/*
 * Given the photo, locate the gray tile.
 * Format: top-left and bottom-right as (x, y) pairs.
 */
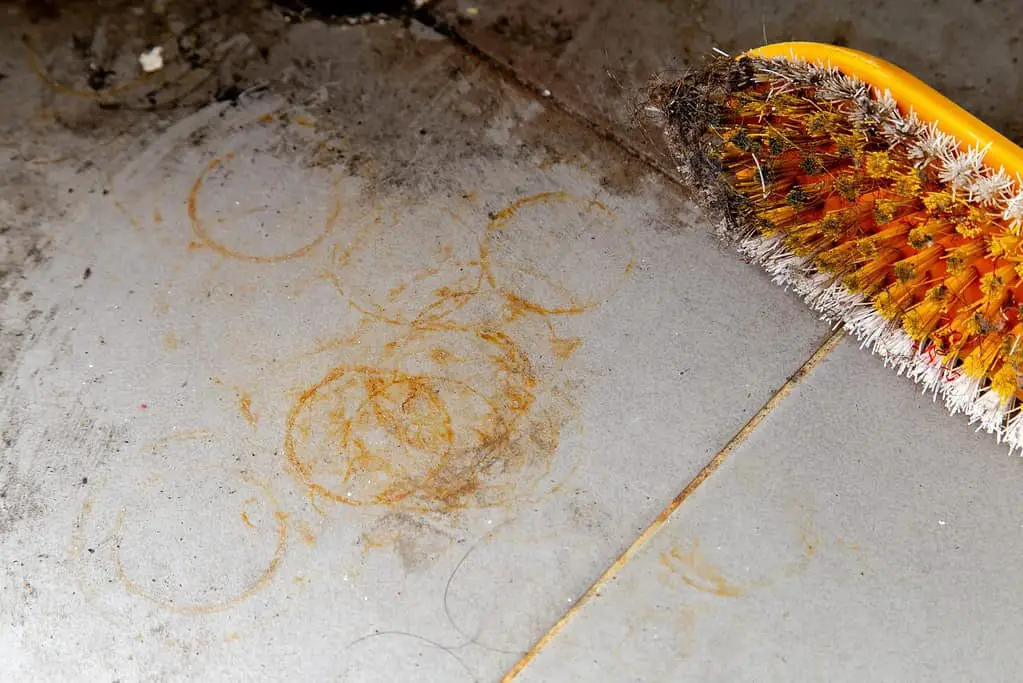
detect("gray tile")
(428, 0), (1023, 161)
(519, 339), (1023, 683)
(0, 5), (829, 682)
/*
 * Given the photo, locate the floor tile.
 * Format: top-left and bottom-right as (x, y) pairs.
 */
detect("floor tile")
(0, 5), (828, 681)
(428, 0), (1023, 160)
(519, 340), (1023, 682)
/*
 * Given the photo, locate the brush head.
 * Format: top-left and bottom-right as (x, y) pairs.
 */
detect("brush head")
(646, 45), (1023, 451)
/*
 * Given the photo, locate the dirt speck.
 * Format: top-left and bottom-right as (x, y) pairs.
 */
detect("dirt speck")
(360, 512), (456, 573)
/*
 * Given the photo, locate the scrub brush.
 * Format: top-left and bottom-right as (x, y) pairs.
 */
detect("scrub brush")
(645, 42), (1023, 452)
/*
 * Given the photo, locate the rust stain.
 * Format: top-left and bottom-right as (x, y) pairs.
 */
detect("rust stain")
(239, 392), (259, 426)
(114, 482), (288, 615)
(480, 191), (630, 317)
(359, 530), (390, 553)
(186, 155), (340, 263)
(549, 335), (582, 360)
(430, 348), (458, 364)
(295, 520), (316, 546)
(113, 200), (142, 233)
(145, 428), (213, 452)
(284, 325), (566, 513)
(240, 511), (255, 529)
(162, 332), (179, 351)
(153, 208), (163, 224)
(502, 291), (587, 318)
(292, 115), (317, 128)
(660, 541), (745, 598)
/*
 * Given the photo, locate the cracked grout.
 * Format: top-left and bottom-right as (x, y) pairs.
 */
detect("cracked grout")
(500, 329), (845, 681)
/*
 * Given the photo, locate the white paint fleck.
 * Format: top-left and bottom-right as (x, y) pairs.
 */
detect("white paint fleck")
(138, 46), (164, 73)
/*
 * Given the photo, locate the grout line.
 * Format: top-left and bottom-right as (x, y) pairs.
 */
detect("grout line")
(410, 8), (684, 190)
(406, 10), (848, 678)
(500, 329), (845, 681)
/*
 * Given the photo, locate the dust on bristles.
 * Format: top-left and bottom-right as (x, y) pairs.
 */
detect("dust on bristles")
(643, 51), (1023, 451)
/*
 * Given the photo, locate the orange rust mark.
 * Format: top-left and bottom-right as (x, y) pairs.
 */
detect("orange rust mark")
(113, 200), (142, 233)
(240, 511), (255, 529)
(283, 325), (563, 513)
(296, 520), (316, 546)
(359, 531), (390, 554)
(430, 348), (459, 364)
(660, 541), (745, 598)
(480, 191), (630, 318)
(239, 393), (259, 426)
(162, 332), (179, 351)
(144, 428), (213, 452)
(258, 113), (275, 123)
(114, 507), (287, 615)
(153, 208), (163, 224)
(186, 154), (340, 263)
(292, 115), (317, 128)
(486, 191), (613, 229)
(550, 336), (582, 360)
(501, 291), (586, 318)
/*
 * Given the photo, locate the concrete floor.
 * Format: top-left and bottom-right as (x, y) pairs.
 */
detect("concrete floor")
(1, 1), (1021, 681)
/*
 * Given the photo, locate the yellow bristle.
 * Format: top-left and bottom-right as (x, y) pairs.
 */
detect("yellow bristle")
(945, 242), (988, 273)
(893, 245), (944, 283)
(990, 363), (1019, 401)
(954, 206), (992, 238)
(903, 299), (945, 341)
(990, 234), (1022, 258)
(891, 172), (923, 198)
(843, 248), (901, 292)
(908, 220), (953, 249)
(944, 267), (980, 298)
(979, 264), (1017, 298)
(923, 191), (955, 218)
(875, 282), (915, 319)
(962, 336), (1004, 379)
(653, 43), (1023, 449)
(864, 152), (896, 179)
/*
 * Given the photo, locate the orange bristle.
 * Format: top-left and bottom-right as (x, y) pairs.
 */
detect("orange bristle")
(646, 42), (1023, 450)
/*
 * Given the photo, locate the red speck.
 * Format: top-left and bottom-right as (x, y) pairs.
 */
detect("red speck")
(140, 403), (148, 409)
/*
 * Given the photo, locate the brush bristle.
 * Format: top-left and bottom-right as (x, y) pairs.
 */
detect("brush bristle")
(648, 53), (1023, 452)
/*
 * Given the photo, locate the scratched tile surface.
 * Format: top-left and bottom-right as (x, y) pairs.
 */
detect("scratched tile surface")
(428, 0), (1023, 158)
(0, 3), (831, 681)
(517, 340), (1023, 682)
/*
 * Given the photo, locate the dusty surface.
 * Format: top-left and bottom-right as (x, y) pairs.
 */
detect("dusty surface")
(1, 0), (1021, 681)
(428, 0), (1023, 159)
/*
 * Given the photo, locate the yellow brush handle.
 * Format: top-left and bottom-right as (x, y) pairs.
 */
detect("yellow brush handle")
(746, 42), (1023, 182)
